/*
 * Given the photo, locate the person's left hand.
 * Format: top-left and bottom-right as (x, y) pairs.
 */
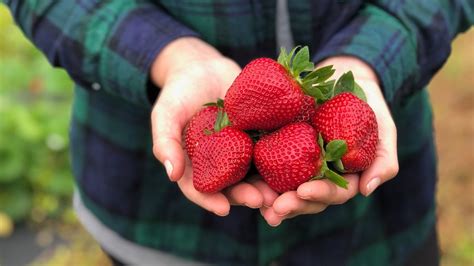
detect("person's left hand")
(256, 56), (399, 226)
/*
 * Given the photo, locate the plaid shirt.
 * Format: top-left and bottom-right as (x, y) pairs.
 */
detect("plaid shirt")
(5, 0), (473, 265)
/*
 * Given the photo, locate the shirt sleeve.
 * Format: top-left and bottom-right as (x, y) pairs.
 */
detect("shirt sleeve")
(313, 0), (473, 106)
(3, 0), (200, 106)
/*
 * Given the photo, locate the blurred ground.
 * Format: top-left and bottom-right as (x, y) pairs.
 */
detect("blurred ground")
(430, 30), (474, 265)
(0, 3), (472, 265)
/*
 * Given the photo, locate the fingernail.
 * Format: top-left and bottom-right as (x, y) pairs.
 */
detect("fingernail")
(164, 160), (173, 179)
(366, 177), (381, 196)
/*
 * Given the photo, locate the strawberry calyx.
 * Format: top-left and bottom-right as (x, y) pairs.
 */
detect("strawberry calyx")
(309, 71), (368, 104)
(203, 98), (231, 133)
(312, 133), (349, 189)
(277, 46), (336, 94)
(277, 45), (368, 105)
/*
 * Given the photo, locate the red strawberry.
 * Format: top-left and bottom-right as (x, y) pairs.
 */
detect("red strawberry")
(224, 57), (304, 130)
(184, 106), (218, 159)
(192, 127), (253, 193)
(313, 92), (378, 173)
(254, 123), (321, 193)
(224, 47), (335, 131)
(254, 121), (351, 192)
(292, 95), (317, 123)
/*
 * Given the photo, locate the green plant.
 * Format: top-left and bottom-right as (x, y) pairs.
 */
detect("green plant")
(0, 4), (75, 226)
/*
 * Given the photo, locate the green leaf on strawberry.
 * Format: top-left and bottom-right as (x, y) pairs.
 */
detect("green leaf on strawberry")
(323, 167), (349, 189)
(203, 98), (232, 133)
(325, 140), (347, 162)
(310, 80), (335, 104)
(291, 46), (314, 77)
(353, 82), (367, 102)
(204, 98), (225, 107)
(303, 65), (336, 84)
(333, 159), (345, 172)
(278, 46), (337, 91)
(333, 71), (368, 102)
(318, 133), (325, 157)
(314, 133), (349, 189)
(277, 46), (300, 70)
(334, 71), (355, 95)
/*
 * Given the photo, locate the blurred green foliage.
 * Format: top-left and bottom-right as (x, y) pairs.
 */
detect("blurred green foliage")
(0, 5), (75, 224)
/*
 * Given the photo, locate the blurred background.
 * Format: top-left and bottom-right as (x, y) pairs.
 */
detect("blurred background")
(0, 4), (472, 266)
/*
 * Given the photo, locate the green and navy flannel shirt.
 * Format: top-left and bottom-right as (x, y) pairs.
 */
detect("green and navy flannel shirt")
(4, 0), (473, 265)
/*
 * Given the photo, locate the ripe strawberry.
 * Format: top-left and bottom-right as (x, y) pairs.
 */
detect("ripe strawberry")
(224, 58), (304, 130)
(254, 122), (348, 193)
(224, 47), (335, 131)
(292, 95), (317, 124)
(192, 127), (253, 193)
(184, 106), (218, 159)
(313, 92), (378, 173)
(254, 123), (321, 193)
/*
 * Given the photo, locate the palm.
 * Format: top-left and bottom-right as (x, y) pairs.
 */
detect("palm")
(151, 57), (264, 216)
(257, 57), (399, 226)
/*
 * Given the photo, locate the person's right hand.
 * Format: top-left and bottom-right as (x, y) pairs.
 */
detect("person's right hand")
(150, 37), (264, 216)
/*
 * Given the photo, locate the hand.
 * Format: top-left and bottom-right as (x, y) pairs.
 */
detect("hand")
(150, 37), (263, 216)
(258, 56), (399, 226)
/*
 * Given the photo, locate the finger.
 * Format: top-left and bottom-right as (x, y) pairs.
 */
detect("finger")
(247, 177), (279, 207)
(260, 198), (328, 227)
(151, 96), (187, 181)
(272, 191), (327, 217)
(224, 182), (263, 209)
(259, 207), (284, 227)
(177, 164), (230, 216)
(359, 145), (399, 196)
(359, 119), (399, 196)
(296, 174), (359, 204)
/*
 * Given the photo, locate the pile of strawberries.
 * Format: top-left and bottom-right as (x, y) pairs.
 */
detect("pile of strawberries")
(184, 46), (378, 194)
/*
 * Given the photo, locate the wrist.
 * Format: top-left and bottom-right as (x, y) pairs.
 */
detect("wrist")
(151, 37), (223, 87)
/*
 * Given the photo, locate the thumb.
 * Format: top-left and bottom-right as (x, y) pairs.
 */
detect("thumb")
(151, 97), (187, 182)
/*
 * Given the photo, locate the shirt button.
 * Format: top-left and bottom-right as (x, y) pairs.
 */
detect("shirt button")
(91, 82), (101, 91)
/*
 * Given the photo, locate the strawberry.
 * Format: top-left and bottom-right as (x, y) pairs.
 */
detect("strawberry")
(313, 92), (378, 173)
(292, 95), (317, 124)
(184, 106), (218, 159)
(192, 127), (253, 193)
(254, 122), (348, 193)
(224, 47), (335, 131)
(189, 101), (254, 193)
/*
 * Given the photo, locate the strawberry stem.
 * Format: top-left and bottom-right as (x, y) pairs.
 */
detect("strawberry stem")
(314, 133), (349, 189)
(324, 168), (349, 189)
(205, 98), (232, 133)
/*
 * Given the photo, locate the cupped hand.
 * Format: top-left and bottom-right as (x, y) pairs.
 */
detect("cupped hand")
(258, 56), (399, 226)
(150, 37), (263, 216)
